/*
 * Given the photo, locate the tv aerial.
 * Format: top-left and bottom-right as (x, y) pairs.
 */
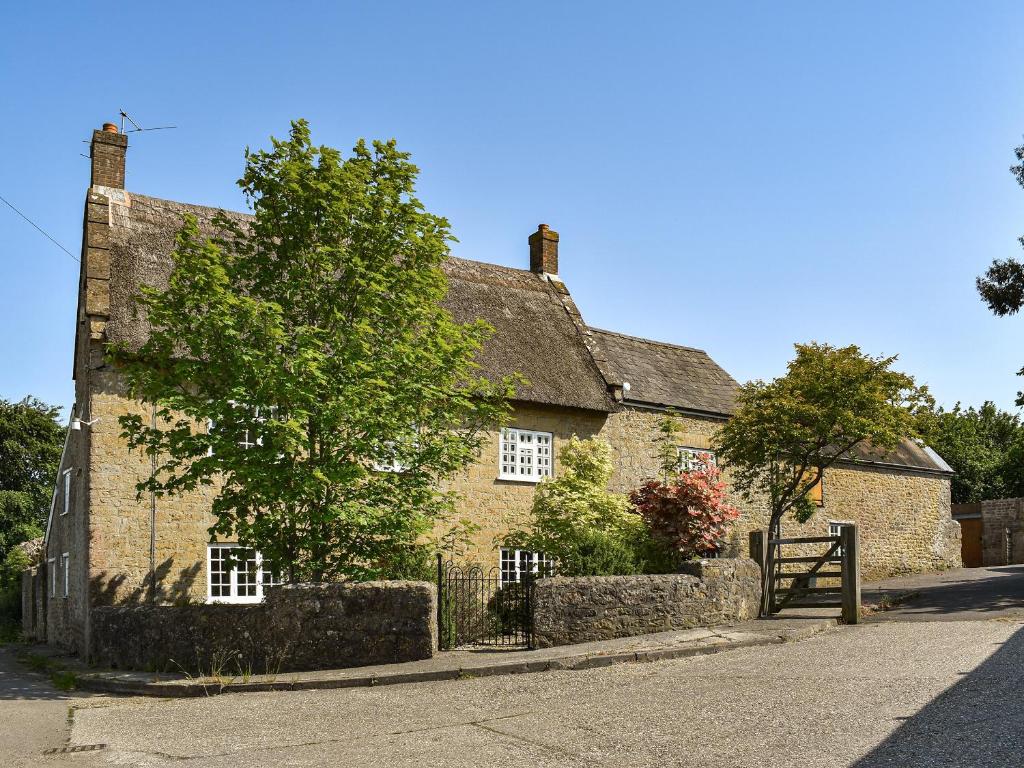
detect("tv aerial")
(119, 109), (177, 134)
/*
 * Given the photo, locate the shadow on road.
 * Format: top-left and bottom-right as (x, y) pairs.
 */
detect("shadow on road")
(853, 622), (1024, 767)
(864, 566), (1024, 621)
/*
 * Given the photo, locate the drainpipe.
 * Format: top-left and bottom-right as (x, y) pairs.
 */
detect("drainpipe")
(149, 406), (157, 603)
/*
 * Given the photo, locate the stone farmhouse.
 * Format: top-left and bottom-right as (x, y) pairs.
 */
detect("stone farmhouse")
(27, 124), (961, 656)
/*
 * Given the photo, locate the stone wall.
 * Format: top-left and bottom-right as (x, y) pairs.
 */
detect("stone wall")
(531, 558), (760, 648)
(976, 498), (1024, 566)
(89, 581), (436, 674)
(439, 401), (607, 565)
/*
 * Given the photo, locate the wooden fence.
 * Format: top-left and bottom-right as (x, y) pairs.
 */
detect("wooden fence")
(749, 523), (860, 624)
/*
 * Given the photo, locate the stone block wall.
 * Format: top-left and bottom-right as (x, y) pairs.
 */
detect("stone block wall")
(439, 401), (606, 565)
(977, 498), (1024, 566)
(89, 581), (436, 673)
(531, 558), (760, 647)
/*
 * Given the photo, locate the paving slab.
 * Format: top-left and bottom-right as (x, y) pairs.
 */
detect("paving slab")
(67, 612), (837, 697)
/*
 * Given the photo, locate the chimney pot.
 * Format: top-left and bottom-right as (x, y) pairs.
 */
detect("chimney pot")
(529, 224), (559, 275)
(102, 122), (118, 134)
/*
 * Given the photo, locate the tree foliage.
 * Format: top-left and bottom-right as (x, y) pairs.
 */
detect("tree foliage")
(111, 121), (515, 582)
(915, 400), (1024, 503)
(508, 437), (647, 576)
(629, 460), (739, 559)
(977, 142), (1024, 404)
(0, 397), (63, 564)
(715, 343), (924, 534)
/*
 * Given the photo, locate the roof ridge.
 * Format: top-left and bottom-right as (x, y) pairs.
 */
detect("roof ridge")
(125, 191), (538, 278)
(589, 326), (709, 355)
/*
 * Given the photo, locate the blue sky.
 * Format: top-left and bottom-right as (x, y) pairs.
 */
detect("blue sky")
(2, 2), (1024, 419)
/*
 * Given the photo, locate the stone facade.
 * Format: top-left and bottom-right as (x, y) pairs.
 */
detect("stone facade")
(953, 498), (1024, 566)
(89, 581), (436, 673)
(33, 121), (958, 659)
(531, 558), (760, 647)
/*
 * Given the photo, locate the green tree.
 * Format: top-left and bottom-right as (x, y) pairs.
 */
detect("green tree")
(508, 437), (647, 576)
(0, 397), (64, 564)
(715, 343), (924, 538)
(915, 401), (1024, 503)
(112, 121), (515, 582)
(977, 141), (1024, 405)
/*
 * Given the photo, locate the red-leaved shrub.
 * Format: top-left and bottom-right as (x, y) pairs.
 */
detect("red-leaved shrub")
(629, 458), (740, 559)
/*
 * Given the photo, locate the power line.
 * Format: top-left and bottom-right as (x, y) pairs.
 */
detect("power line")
(0, 193), (79, 263)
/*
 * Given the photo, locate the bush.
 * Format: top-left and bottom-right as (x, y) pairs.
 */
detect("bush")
(508, 437), (656, 576)
(629, 458), (740, 560)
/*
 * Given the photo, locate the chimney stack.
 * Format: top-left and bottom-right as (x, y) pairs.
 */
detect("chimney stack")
(529, 223), (559, 275)
(90, 122), (127, 189)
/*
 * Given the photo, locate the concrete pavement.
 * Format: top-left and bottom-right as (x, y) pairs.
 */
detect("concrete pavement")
(63, 618), (1024, 767)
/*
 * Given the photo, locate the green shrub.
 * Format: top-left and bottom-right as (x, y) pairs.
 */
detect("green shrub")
(508, 437), (657, 576)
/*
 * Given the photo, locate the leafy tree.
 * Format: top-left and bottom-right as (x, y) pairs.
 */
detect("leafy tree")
(715, 343), (924, 537)
(508, 437), (647, 576)
(0, 397), (64, 564)
(977, 142), (1024, 405)
(111, 121), (515, 582)
(915, 400), (1024, 503)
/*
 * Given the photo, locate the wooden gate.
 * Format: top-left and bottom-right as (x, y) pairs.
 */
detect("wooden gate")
(749, 524), (860, 624)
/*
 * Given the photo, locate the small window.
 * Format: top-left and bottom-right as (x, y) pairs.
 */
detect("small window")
(499, 428), (553, 482)
(47, 558), (56, 598)
(499, 548), (555, 585)
(829, 521), (851, 558)
(207, 404), (276, 455)
(207, 544), (283, 604)
(677, 447), (716, 472)
(61, 469), (73, 516)
(61, 553), (70, 598)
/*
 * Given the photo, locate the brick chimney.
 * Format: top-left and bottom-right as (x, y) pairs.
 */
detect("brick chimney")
(529, 224), (559, 275)
(90, 123), (127, 189)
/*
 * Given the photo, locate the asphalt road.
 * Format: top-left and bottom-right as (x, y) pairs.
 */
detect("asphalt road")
(61, 619), (1024, 768)
(0, 646), (105, 768)
(864, 564), (1024, 621)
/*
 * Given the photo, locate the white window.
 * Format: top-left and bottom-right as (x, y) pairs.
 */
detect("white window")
(500, 548), (555, 585)
(677, 446), (716, 472)
(47, 558), (56, 598)
(207, 404), (275, 455)
(499, 428), (553, 482)
(207, 544), (283, 604)
(61, 553), (70, 598)
(829, 521), (852, 558)
(61, 469), (73, 515)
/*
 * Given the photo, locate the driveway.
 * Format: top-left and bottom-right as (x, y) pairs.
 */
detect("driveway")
(63, 619), (1024, 767)
(863, 564), (1024, 621)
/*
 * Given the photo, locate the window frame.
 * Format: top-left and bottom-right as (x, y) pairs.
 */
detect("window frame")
(828, 520), (853, 558)
(61, 468), (73, 516)
(61, 553), (70, 598)
(498, 428), (554, 483)
(47, 557), (56, 598)
(206, 543), (282, 604)
(499, 547), (555, 585)
(676, 446), (716, 473)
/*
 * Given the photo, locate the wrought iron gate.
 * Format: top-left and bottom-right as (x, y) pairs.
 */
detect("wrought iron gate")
(436, 554), (545, 650)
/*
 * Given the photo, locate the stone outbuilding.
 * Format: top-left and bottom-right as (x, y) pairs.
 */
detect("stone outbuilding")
(28, 123), (960, 657)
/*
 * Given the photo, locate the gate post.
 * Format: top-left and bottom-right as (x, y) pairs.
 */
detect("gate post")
(435, 553), (444, 650)
(840, 524), (860, 624)
(750, 529), (772, 617)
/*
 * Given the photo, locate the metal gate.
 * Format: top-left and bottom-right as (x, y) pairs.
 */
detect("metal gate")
(436, 554), (545, 650)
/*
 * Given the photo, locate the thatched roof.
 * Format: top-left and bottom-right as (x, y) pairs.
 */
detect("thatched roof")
(588, 328), (738, 417)
(104, 192), (613, 412)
